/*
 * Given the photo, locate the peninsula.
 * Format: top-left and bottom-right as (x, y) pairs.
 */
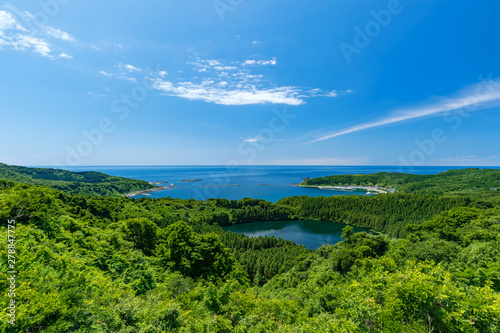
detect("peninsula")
(300, 168), (500, 197)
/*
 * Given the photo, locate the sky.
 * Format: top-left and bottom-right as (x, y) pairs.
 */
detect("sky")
(0, 0), (499, 167)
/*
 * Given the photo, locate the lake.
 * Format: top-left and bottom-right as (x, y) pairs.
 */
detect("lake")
(223, 220), (370, 249)
(55, 165), (471, 202)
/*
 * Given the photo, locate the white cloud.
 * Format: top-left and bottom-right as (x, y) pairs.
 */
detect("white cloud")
(310, 77), (500, 143)
(207, 60), (220, 66)
(242, 58), (277, 66)
(0, 10), (16, 30)
(117, 76), (136, 83)
(12, 34), (51, 56)
(146, 57), (350, 105)
(214, 66), (238, 71)
(243, 136), (261, 142)
(59, 52), (73, 59)
(87, 92), (106, 97)
(98, 57), (349, 106)
(0, 8), (75, 58)
(153, 79), (305, 106)
(45, 27), (76, 42)
(305, 89), (342, 98)
(324, 90), (338, 97)
(99, 63), (146, 83)
(123, 64), (141, 72)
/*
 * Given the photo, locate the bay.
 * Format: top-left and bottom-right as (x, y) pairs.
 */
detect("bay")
(56, 165), (478, 202)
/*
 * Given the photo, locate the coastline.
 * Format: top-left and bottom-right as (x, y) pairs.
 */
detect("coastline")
(125, 186), (170, 197)
(299, 184), (394, 194)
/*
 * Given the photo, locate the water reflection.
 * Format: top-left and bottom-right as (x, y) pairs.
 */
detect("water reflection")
(224, 220), (369, 249)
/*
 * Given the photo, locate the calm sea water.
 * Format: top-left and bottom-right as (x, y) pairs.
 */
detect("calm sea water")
(223, 220), (370, 249)
(56, 165), (480, 202)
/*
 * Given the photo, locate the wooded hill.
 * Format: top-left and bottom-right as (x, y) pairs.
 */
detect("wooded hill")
(0, 166), (499, 331)
(0, 163), (155, 196)
(301, 168), (500, 196)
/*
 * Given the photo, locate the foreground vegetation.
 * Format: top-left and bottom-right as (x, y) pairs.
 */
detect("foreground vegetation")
(0, 163), (155, 196)
(0, 167), (500, 332)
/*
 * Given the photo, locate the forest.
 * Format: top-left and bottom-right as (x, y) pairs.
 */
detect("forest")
(0, 163), (155, 197)
(1, 167), (500, 332)
(301, 168), (500, 197)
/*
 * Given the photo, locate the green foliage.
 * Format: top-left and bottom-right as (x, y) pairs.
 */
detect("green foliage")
(0, 163), (155, 196)
(417, 207), (482, 243)
(123, 217), (158, 255)
(341, 225), (353, 241)
(156, 221), (234, 280)
(0, 172), (499, 332)
(302, 168), (500, 197)
(278, 194), (470, 237)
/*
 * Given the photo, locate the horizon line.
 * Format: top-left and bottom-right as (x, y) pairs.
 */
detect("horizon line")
(20, 164), (500, 168)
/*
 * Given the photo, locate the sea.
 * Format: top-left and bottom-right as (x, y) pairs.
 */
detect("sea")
(55, 165), (488, 202)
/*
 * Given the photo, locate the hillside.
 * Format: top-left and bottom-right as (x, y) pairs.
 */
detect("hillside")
(0, 177), (499, 331)
(301, 168), (500, 197)
(0, 163), (155, 196)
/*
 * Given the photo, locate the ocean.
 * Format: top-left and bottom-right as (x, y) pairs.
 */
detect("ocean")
(56, 165), (486, 202)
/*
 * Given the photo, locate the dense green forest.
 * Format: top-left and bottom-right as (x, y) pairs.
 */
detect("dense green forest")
(278, 194), (475, 237)
(0, 163), (155, 196)
(301, 168), (500, 196)
(1, 167), (500, 332)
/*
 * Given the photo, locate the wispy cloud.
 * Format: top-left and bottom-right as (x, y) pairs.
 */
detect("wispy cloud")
(149, 57), (351, 106)
(117, 76), (136, 83)
(153, 80), (305, 105)
(121, 63), (141, 72)
(45, 27), (76, 42)
(59, 52), (73, 59)
(309, 78), (500, 143)
(243, 136), (262, 143)
(97, 57), (351, 105)
(242, 58), (277, 66)
(12, 34), (51, 56)
(87, 92), (106, 97)
(99, 63), (143, 82)
(0, 8), (75, 59)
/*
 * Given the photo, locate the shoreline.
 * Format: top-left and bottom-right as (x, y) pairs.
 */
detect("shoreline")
(299, 184), (394, 194)
(125, 186), (171, 197)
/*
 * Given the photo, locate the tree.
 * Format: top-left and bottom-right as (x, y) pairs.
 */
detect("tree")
(123, 218), (158, 255)
(341, 225), (354, 242)
(156, 221), (234, 279)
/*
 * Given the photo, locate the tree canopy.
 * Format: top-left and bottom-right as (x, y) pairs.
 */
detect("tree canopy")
(1, 166), (499, 332)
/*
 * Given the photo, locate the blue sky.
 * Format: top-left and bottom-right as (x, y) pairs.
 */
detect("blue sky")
(1, 0), (499, 167)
